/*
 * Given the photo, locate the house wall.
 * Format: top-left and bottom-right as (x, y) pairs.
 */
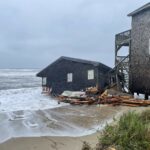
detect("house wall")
(98, 64), (111, 90)
(129, 9), (150, 95)
(44, 59), (108, 94)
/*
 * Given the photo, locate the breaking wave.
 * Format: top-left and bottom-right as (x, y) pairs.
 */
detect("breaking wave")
(0, 87), (68, 112)
(0, 69), (123, 144)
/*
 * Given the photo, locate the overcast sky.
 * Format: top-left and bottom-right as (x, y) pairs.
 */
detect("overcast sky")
(0, 0), (149, 69)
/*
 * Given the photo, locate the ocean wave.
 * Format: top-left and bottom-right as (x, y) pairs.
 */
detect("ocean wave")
(0, 69), (41, 90)
(0, 87), (68, 112)
(0, 69), (39, 76)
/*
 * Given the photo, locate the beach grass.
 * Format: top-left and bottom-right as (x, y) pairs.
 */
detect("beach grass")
(82, 109), (150, 150)
(100, 110), (150, 150)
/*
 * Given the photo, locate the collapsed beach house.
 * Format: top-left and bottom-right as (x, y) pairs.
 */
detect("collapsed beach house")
(37, 3), (150, 100)
(37, 56), (111, 95)
(111, 3), (150, 99)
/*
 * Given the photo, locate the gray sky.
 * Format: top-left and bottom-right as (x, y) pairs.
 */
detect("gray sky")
(0, 0), (149, 69)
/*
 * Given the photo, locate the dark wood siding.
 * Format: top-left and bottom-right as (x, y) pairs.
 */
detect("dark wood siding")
(37, 57), (111, 94)
(129, 9), (150, 94)
(98, 65), (110, 91)
(46, 59), (98, 94)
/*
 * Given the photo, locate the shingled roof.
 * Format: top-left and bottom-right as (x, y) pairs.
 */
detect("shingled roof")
(128, 3), (150, 16)
(37, 56), (111, 77)
(60, 56), (100, 66)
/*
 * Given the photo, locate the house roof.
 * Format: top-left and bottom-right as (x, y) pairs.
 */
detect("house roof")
(128, 3), (150, 16)
(61, 56), (100, 66)
(37, 56), (112, 77)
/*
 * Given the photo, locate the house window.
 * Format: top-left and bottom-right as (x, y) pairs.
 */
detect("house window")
(42, 77), (47, 85)
(88, 70), (94, 80)
(67, 73), (73, 82)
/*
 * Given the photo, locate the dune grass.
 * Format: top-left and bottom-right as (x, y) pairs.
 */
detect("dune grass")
(82, 109), (150, 150)
(99, 110), (150, 150)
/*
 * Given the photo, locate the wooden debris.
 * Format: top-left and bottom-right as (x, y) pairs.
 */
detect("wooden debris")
(106, 147), (116, 150)
(56, 89), (150, 107)
(98, 95), (150, 107)
(86, 87), (99, 94)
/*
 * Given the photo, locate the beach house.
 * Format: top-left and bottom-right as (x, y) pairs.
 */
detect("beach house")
(37, 56), (111, 95)
(114, 3), (150, 99)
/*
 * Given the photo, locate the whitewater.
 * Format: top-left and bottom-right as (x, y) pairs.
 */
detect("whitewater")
(0, 69), (67, 112)
(0, 69), (123, 143)
(0, 69), (71, 143)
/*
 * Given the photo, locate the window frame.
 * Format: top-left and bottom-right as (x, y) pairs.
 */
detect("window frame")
(87, 70), (94, 80)
(67, 73), (73, 82)
(42, 77), (47, 86)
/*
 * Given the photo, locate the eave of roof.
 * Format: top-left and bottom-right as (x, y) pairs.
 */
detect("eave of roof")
(36, 56), (112, 77)
(61, 56), (100, 66)
(128, 3), (150, 16)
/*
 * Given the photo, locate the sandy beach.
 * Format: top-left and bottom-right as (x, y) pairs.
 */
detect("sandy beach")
(0, 104), (125, 142)
(0, 105), (149, 150)
(0, 104), (135, 150)
(0, 133), (100, 150)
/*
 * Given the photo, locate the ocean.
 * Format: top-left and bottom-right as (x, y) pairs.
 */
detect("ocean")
(0, 69), (122, 143)
(0, 69), (67, 112)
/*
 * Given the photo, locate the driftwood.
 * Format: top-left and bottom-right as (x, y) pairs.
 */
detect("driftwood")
(98, 95), (150, 107)
(57, 95), (96, 105)
(57, 90), (150, 107)
(86, 87), (99, 94)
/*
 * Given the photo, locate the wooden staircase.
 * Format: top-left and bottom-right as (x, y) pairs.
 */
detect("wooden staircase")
(110, 30), (131, 93)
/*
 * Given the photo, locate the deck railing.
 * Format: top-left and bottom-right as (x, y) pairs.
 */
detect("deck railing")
(115, 30), (131, 45)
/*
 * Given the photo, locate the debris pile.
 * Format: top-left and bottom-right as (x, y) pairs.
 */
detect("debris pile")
(58, 91), (95, 105)
(57, 88), (150, 107)
(99, 95), (150, 107)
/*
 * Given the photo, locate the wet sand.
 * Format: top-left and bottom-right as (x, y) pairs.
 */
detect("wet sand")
(0, 105), (125, 143)
(0, 133), (99, 150)
(0, 105), (147, 150)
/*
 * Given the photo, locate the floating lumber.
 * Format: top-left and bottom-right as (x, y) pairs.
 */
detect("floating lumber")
(123, 99), (150, 104)
(99, 97), (150, 107)
(121, 103), (147, 107)
(70, 100), (95, 105)
(57, 90), (150, 107)
(57, 95), (95, 105)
